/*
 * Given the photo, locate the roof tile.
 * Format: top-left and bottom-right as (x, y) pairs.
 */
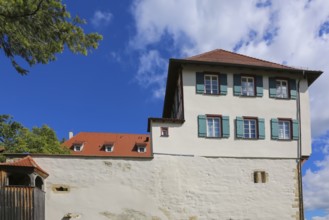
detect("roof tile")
(63, 132), (152, 158)
(185, 49), (296, 70)
(0, 156), (49, 177)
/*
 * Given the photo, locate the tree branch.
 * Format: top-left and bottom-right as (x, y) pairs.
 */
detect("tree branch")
(0, 0), (44, 19)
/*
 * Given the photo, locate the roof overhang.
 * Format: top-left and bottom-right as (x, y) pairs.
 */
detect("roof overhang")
(147, 117), (185, 132)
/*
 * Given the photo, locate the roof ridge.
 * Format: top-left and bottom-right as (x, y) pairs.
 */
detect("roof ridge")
(185, 49), (222, 59)
(77, 132), (150, 136)
(220, 49), (296, 70)
(185, 48), (296, 70)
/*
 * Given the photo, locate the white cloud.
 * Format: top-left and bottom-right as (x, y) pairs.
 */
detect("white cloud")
(135, 50), (167, 98)
(304, 135), (329, 218)
(313, 215), (329, 220)
(91, 10), (112, 28)
(304, 155), (329, 212)
(130, 0), (329, 137)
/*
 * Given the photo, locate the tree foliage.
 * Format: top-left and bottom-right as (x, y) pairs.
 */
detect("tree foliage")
(0, 0), (103, 74)
(0, 115), (69, 155)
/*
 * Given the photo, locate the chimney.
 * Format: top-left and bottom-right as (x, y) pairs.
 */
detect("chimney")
(69, 131), (74, 139)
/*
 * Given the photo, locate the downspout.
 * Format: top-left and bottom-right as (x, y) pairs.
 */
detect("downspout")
(296, 71), (305, 220)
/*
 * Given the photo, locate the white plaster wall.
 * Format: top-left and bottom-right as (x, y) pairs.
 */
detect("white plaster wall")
(152, 65), (312, 158)
(34, 156), (299, 220)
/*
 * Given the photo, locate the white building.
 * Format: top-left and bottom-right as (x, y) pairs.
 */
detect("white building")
(1, 49), (322, 220)
(148, 49), (322, 219)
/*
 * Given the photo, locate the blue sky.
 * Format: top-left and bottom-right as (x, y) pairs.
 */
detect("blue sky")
(1, 0), (329, 219)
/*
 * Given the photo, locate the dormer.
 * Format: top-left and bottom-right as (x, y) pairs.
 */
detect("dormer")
(136, 143), (146, 153)
(103, 142), (114, 152)
(72, 142), (84, 152)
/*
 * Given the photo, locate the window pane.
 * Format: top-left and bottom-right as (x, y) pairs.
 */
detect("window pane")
(241, 77), (254, 96)
(207, 118), (213, 136)
(205, 75), (218, 94)
(212, 79), (218, 94)
(278, 121), (290, 139)
(276, 80), (288, 98)
(244, 119), (257, 138)
(207, 117), (221, 137)
(242, 81), (248, 95)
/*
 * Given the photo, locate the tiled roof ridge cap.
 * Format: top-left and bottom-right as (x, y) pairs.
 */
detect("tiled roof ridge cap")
(77, 131), (149, 136)
(185, 48), (298, 70)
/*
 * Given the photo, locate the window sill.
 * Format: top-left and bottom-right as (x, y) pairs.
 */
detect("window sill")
(237, 95), (257, 98)
(276, 138), (293, 141)
(273, 97), (290, 100)
(201, 93), (221, 96)
(237, 137), (259, 140)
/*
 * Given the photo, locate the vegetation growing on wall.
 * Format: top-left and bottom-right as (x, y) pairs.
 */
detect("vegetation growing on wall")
(0, 115), (69, 161)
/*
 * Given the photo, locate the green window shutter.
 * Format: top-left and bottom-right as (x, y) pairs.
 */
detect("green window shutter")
(256, 76), (263, 97)
(196, 72), (204, 94)
(236, 117), (244, 138)
(258, 118), (265, 139)
(198, 115), (207, 137)
(271, 119), (279, 140)
(233, 74), (241, 96)
(222, 116), (230, 138)
(220, 74), (227, 95)
(290, 79), (297, 99)
(269, 77), (277, 98)
(292, 119), (299, 140)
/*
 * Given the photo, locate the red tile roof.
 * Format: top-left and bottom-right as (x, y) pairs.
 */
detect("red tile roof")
(0, 156), (49, 178)
(185, 49), (296, 70)
(62, 132), (152, 158)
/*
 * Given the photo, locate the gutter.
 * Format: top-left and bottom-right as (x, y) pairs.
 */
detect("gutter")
(296, 72), (305, 220)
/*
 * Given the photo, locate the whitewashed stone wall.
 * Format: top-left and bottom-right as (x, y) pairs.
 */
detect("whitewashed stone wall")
(33, 155), (299, 220)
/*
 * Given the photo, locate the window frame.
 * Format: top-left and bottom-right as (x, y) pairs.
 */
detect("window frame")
(73, 144), (83, 152)
(243, 117), (258, 139)
(253, 171), (268, 183)
(104, 145), (114, 152)
(278, 119), (292, 140)
(137, 145), (146, 153)
(204, 74), (219, 95)
(160, 127), (169, 137)
(276, 79), (289, 99)
(206, 115), (222, 138)
(241, 75), (256, 96)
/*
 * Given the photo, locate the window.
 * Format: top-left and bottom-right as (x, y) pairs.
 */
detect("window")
(52, 184), (70, 193)
(241, 76), (255, 96)
(73, 144), (83, 152)
(278, 120), (290, 139)
(104, 145), (114, 152)
(253, 171), (268, 183)
(196, 72), (227, 95)
(244, 118), (257, 138)
(276, 79), (288, 98)
(161, 127), (169, 137)
(271, 118), (299, 140)
(197, 115), (230, 138)
(204, 75), (219, 94)
(8, 173), (30, 186)
(236, 117), (265, 139)
(233, 74), (263, 97)
(137, 145), (146, 153)
(206, 117), (221, 137)
(269, 77), (297, 99)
